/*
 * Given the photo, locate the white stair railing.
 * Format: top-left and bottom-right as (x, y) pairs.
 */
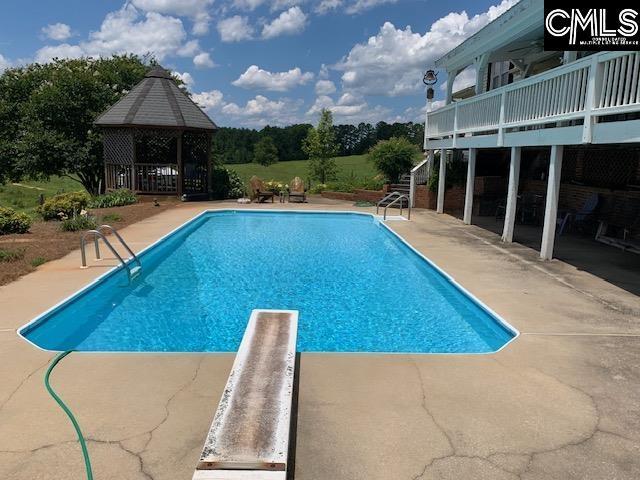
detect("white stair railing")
(409, 158), (430, 207)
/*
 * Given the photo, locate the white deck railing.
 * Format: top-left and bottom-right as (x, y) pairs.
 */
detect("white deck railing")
(425, 51), (640, 146)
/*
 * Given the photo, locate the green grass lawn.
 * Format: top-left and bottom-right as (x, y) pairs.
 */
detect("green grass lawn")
(227, 154), (377, 185)
(0, 176), (85, 215)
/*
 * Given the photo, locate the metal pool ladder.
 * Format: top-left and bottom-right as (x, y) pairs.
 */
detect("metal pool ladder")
(376, 191), (411, 221)
(80, 225), (142, 281)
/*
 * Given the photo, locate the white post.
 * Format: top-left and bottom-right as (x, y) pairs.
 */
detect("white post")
(501, 147), (521, 242)
(409, 168), (416, 208)
(540, 145), (564, 260)
(563, 51), (578, 64)
(463, 148), (477, 225)
(436, 150), (447, 214)
(426, 149), (434, 180)
(445, 71), (456, 105)
(582, 55), (603, 144)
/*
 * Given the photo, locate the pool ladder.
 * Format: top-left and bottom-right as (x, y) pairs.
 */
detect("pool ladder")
(376, 191), (411, 221)
(80, 225), (142, 282)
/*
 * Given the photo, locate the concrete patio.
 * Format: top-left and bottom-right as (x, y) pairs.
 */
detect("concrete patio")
(1, 198), (639, 480)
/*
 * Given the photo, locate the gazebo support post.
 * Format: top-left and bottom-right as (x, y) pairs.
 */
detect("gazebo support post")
(177, 132), (183, 198)
(207, 132), (213, 199)
(130, 132), (136, 192)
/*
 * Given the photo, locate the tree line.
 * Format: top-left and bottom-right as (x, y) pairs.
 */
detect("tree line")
(214, 121), (424, 164)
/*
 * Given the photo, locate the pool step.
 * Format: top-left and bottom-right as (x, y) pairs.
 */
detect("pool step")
(193, 309), (298, 480)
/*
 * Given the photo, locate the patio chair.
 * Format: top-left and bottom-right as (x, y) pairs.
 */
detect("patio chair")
(288, 176), (307, 203)
(557, 193), (599, 236)
(249, 176), (275, 203)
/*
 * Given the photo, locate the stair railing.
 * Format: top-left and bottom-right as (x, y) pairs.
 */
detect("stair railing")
(410, 158), (430, 208)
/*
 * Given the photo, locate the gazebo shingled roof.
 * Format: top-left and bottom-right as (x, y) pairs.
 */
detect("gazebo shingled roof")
(95, 66), (217, 131)
(96, 66), (217, 199)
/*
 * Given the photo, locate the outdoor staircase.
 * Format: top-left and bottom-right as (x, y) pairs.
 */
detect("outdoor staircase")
(379, 173), (411, 208)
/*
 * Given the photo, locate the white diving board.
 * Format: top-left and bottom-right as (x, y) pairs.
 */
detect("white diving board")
(193, 309), (298, 480)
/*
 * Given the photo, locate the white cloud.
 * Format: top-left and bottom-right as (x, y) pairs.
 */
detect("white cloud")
(173, 71), (195, 87)
(193, 52), (215, 68)
(335, 0), (517, 96)
(42, 23), (72, 41)
(217, 16), (254, 42)
(315, 0), (341, 14)
(35, 5), (193, 63)
(233, 0), (266, 10)
(221, 94), (302, 126)
(129, 0), (214, 34)
(345, 0), (397, 14)
(192, 89), (225, 111)
(262, 6), (307, 39)
(271, 0), (305, 11)
(315, 79), (336, 95)
(0, 54), (11, 72)
(35, 43), (85, 63)
(232, 65), (313, 91)
(307, 94), (392, 124)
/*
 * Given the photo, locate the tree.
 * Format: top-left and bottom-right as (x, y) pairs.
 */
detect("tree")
(253, 136), (279, 166)
(368, 137), (419, 183)
(303, 108), (339, 184)
(0, 55), (157, 194)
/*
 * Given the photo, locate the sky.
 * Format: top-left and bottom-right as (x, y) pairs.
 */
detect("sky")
(0, 0), (518, 128)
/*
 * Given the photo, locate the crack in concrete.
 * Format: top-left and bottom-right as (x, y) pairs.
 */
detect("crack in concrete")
(0, 356), (52, 412)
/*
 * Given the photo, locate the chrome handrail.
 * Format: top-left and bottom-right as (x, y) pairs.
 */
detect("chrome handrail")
(80, 225), (141, 282)
(96, 225), (141, 268)
(376, 191), (401, 215)
(384, 194), (411, 221)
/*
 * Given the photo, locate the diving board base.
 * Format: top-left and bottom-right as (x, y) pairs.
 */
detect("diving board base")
(193, 309), (298, 480)
(193, 471), (285, 480)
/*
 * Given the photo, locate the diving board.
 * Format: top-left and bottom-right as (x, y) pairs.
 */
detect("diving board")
(193, 309), (298, 480)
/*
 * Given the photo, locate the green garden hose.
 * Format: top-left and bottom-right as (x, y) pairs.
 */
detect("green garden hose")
(44, 351), (93, 480)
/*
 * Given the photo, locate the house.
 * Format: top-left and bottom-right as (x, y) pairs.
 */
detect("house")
(415, 0), (640, 260)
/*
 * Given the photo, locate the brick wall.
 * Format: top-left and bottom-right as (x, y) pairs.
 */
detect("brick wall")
(414, 184), (465, 213)
(522, 179), (640, 227)
(321, 188), (387, 203)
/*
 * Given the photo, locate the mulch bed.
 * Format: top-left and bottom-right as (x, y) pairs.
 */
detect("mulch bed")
(0, 197), (180, 286)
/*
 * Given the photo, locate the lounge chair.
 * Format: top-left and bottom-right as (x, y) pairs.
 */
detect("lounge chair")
(288, 176), (307, 203)
(557, 193), (599, 235)
(249, 176), (275, 203)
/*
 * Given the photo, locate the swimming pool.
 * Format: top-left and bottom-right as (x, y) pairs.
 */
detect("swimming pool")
(20, 211), (517, 353)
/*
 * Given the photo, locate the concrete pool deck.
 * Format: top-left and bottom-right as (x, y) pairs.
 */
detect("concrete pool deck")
(1, 198), (639, 479)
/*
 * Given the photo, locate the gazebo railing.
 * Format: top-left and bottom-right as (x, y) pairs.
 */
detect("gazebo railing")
(105, 163), (178, 194)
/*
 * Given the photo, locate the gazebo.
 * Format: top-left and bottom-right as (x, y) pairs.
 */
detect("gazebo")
(95, 66), (217, 199)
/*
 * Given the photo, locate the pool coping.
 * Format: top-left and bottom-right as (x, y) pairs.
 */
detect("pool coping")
(17, 208), (520, 355)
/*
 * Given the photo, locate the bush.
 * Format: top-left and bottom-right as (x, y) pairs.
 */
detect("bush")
(368, 137), (419, 183)
(211, 166), (246, 200)
(88, 189), (137, 208)
(39, 191), (90, 220)
(59, 212), (97, 232)
(0, 207), (32, 235)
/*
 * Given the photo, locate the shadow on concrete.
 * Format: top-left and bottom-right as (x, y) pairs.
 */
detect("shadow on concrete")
(473, 215), (640, 297)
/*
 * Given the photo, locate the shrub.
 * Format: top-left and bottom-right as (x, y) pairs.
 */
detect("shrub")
(39, 191), (90, 220)
(0, 247), (25, 262)
(0, 207), (32, 235)
(88, 189), (137, 208)
(368, 137), (419, 183)
(60, 211), (97, 232)
(31, 257), (46, 267)
(211, 166), (246, 200)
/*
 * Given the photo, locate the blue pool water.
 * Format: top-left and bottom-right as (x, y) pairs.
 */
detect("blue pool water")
(21, 211), (515, 353)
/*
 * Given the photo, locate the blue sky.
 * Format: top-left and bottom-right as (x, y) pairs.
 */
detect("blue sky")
(0, 0), (517, 128)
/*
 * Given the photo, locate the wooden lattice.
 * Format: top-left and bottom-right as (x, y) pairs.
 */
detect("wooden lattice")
(103, 129), (134, 165)
(562, 147), (640, 189)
